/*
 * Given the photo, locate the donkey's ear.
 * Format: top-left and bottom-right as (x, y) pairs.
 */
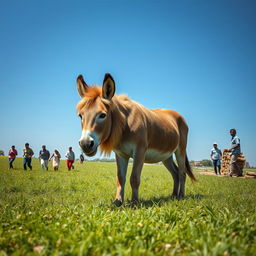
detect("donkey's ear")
(77, 74), (88, 97)
(102, 73), (115, 100)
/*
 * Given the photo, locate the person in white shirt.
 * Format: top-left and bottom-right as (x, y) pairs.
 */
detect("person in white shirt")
(210, 143), (222, 175)
(49, 150), (61, 171)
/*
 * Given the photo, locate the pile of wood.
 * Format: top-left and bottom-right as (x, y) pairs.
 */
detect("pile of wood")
(221, 149), (231, 175)
(221, 149), (246, 176)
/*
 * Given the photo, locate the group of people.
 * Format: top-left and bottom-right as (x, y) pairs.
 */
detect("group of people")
(8, 128), (242, 176)
(210, 128), (242, 177)
(8, 144), (84, 171)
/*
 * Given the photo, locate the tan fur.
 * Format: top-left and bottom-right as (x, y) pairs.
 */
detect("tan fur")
(77, 92), (184, 156)
(76, 74), (195, 203)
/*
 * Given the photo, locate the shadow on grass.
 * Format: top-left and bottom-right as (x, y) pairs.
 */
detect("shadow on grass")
(123, 193), (206, 208)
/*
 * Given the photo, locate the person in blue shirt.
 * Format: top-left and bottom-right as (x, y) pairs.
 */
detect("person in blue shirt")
(210, 143), (222, 175)
(227, 128), (242, 176)
(39, 145), (50, 170)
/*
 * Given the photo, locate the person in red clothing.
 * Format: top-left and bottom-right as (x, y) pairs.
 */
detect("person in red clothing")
(65, 147), (75, 171)
(8, 145), (18, 169)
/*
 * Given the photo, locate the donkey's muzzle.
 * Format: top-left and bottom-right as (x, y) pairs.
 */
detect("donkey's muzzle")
(79, 139), (94, 150)
(79, 130), (99, 157)
(79, 140), (97, 156)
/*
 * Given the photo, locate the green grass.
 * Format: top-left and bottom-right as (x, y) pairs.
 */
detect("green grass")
(0, 157), (255, 255)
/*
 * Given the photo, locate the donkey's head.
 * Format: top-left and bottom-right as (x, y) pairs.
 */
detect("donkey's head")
(76, 73), (116, 157)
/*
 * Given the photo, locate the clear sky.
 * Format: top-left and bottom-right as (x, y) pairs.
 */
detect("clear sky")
(0, 0), (255, 166)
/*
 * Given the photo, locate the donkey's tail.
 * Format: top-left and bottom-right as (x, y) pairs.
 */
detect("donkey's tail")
(186, 154), (197, 181)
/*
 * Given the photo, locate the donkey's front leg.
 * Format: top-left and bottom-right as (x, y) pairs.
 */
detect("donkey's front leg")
(114, 153), (129, 206)
(130, 148), (146, 204)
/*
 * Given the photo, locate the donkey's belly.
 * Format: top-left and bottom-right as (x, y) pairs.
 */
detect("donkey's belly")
(115, 143), (172, 163)
(144, 149), (172, 163)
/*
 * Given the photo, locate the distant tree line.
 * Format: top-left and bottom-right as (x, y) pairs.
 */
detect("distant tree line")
(84, 158), (134, 163)
(86, 158), (214, 166)
(190, 159), (213, 167)
(86, 158), (116, 162)
(84, 157), (214, 166)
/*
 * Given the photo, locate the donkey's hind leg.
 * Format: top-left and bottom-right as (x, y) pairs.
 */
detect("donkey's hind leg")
(162, 155), (179, 198)
(175, 148), (187, 199)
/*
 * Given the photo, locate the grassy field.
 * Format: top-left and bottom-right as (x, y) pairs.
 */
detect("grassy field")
(0, 157), (255, 255)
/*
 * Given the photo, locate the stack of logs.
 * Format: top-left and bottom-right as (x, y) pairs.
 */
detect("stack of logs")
(221, 149), (246, 176)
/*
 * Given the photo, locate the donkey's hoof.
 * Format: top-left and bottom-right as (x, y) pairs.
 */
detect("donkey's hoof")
(113, 199), (123, 207)
(177, 194), (185, 200)
(131, 199), (140, 208)
(170, 194), (178, 200)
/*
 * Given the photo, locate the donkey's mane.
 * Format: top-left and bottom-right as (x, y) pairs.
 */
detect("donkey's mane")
(76, 86), (102, 111)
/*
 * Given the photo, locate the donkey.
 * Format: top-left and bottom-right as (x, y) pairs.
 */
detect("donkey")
(76, 73), (196, 205)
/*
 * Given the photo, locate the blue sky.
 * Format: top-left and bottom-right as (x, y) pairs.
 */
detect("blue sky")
(0, 0), (255, 166)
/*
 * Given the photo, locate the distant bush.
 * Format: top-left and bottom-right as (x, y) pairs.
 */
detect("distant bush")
(88, 158), (116, 162)
(201, 159), (213, 167)
(0, 150), (4, 156)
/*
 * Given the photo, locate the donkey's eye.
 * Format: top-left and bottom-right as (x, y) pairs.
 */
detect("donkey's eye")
(99, 113), (106, 119)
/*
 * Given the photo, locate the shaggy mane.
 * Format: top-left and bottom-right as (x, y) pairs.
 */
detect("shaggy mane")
(76, 86), (102, 112)
(100, 98), (126, 155)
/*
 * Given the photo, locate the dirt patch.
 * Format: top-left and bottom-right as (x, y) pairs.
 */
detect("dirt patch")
(197, 171), (222, 176)
(197, 170), (256, 179)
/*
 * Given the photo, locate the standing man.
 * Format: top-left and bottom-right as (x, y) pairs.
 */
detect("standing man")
(8, 145), (18, 169)
(39, 145), (50, 170)
(210, 143), (222, 175)
(65, 147), (75, 171)
(23, 143), (34, 171)
(228, 128), (242, 177)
